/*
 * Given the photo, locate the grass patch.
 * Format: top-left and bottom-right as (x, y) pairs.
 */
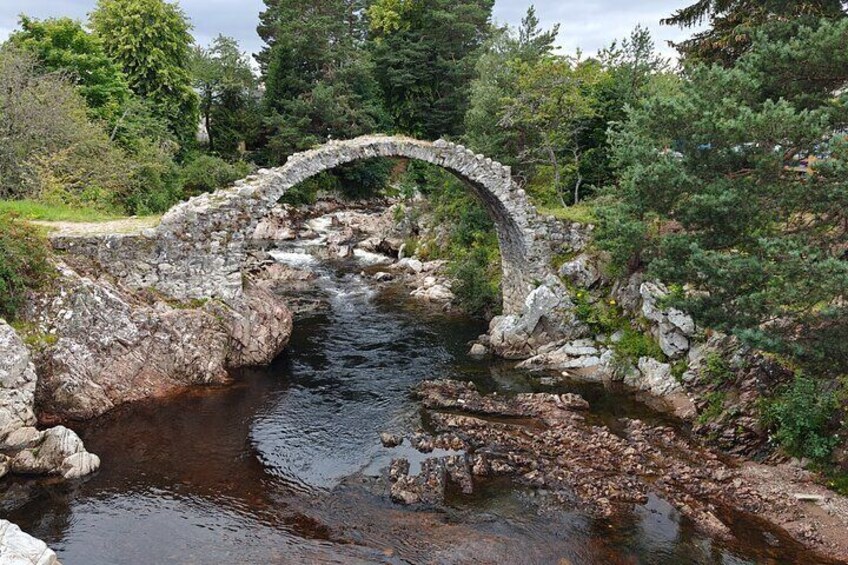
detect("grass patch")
(0, 200), (121, 222)
(697, 391), (727, 424)
(703, 352), (734, 385)
(538, 202), (598, 224)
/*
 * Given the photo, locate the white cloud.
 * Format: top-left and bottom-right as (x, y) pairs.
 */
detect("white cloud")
(0, 0), (694, 60)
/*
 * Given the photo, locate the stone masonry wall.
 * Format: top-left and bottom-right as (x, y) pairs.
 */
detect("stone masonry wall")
(54, 135), (557, 315)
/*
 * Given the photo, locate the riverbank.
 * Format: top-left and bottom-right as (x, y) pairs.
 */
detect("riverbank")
(3, 196), (848, 563)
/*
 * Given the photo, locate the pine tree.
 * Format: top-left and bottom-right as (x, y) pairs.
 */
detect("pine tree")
(368, 0), (494, 139)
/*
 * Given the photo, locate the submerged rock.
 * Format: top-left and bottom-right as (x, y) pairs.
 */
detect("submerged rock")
(380, 432), (403, 448)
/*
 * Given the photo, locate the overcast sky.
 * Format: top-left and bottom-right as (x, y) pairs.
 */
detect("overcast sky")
(0, 1), (694, 60)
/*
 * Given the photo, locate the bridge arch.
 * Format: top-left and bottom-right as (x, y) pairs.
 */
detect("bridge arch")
(150, 135), (553, 314)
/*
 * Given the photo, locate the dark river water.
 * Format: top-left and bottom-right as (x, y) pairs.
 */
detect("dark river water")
(1, 250), (825, 564)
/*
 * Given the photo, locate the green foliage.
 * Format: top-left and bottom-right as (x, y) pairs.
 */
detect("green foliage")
(464, 7), (559, 167)
(259, 0), (388, 165)
(91, 0), (199, 147)
(118, 138), (183, 215)
(449, 246), (501, 317)
(8, 16), (132, 124)
(401, 161), (502, 316)
(596, 20), (848, 374)
(703, 352), (734, 385)
(280, 158), (394, 205)
(369, 0), (494, 139)
(537, 203), (598, 224)
(0, 215), (52, 320)
(0, 46), (129, 211)
(662, 0), (846, 65)
(180, 153), (253, 196)
(697, 391), (727, 424)
(761, 374), (841, 462)
(612, 327), (666, 365)
(671, 359), (689, 383)
(0, 200), (119, 222)
(500, 54), (602, 206)
(571, 288), (624, 335)
(191, 36), (260, 159)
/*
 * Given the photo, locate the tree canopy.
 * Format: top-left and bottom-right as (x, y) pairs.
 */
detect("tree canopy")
(90, 0), (199, 147)
(596, 18), (848, 374)
(368, 0), (494, 139)
(8, 16), (132, 124)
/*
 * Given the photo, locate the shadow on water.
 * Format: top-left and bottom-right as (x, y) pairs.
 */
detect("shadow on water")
(1, 258), (834, 564)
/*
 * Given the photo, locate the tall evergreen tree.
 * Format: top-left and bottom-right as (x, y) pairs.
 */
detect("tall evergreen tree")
(368, 0), (494, 139)
(90, 0), (199, 147)
(663, 0), (847, 64)
(257, 0), (386, 162)
(596, 18), (848, 373)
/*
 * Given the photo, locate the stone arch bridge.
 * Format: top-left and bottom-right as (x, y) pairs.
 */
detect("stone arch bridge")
(61, 135), (562, 315)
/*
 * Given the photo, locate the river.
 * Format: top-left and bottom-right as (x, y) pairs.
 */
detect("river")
(0, 212), (827, 564)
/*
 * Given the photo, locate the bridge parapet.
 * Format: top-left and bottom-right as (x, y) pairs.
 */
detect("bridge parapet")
(60, 135), (558, 315)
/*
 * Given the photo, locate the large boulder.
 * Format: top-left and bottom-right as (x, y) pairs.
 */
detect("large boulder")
(640, 282), (696, 359)
(0, 321), (100, 479)
(0, 520), (59, 565)
(27, 263), (292, 421)
(219, 285), (293, 367)
(558, 253), (601, 288)
(10, 425), (100, 479)
(625, 357), (683, 397)
(488, 279), (587, 359)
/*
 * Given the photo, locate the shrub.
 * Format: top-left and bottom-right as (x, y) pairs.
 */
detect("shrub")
(449, 246), (501, 317)
(761, 374), (840, 463)
(697, 391), (727, 424)
(611, 327), (666, 375)
(0, 215), (52, 320)
(119, 138), (183, 215)
(180, 153), (253, 196)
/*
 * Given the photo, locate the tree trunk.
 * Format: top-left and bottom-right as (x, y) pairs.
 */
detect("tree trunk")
(572, 147), (583, 205)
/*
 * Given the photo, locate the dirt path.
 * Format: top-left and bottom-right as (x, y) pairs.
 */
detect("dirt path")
(31, 216), (160, 237)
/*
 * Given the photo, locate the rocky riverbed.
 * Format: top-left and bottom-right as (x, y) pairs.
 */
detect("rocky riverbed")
(3, 196), (848, 564)
(382, 379), (848, 562)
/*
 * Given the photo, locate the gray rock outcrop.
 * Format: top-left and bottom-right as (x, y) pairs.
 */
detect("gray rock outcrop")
(0, 321), (99, 479)
(488, 279), (587, 359)
(27, 263), (291, 421)
(625, 357), (683, 397)
(0, 520), (59, 565)
(0, 324), (37, 441)
(639, 282), (696, 360)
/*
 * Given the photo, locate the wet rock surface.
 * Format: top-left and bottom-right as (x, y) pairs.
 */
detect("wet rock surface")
(383, 379), (848, 562)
